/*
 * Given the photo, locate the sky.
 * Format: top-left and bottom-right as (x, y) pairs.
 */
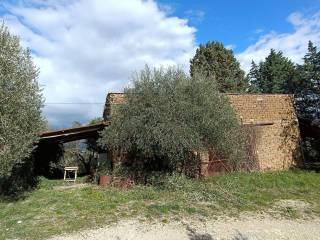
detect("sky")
(1, 0), (320, 129)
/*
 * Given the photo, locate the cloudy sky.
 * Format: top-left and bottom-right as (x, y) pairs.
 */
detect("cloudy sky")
(1, 0), (320, 128)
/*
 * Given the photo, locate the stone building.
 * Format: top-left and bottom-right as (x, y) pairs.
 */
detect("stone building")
(103, 93), (302, 176)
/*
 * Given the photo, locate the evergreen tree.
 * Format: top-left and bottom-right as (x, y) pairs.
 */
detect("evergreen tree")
(247, 49), (297, 93)
(190, 41), (247, 92)
(295, 41), (320, 163)
(296, 41), (320, 119)
(247, 61), (261, 93)
(0, 24), (44, 178)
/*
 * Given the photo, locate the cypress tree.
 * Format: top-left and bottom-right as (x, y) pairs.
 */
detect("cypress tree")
(247, 49), (297, 93)
(190, 41), (247, 92)
(296, 41), (320, 119)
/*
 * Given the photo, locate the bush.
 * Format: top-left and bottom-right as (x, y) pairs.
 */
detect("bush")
(99, 66), (246, 177)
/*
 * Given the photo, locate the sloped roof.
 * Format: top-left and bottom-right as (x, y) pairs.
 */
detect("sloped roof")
(40, 122), (109, 143)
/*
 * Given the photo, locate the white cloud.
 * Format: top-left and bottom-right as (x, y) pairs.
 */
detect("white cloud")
(225, 44), (236, 50)
(237, 12), (320, 72)
(184, 10), (205, 24)
(253, 29), (264, 34)
(1, 0), (196, 128)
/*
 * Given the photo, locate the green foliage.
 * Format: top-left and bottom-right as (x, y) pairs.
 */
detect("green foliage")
(99, 66), (246, 176)
(62, 121), (99, 176)
(0, 24), (44, 178)
(63, 121), (84, 168)
(58, 119), (104, 178)
(247, 49), (297, 93)
(190, 41), (247, 92)
(0, 157), (39, 196)
(295, 41), (320, 162)
(295, 41), (320, 119)
(88, 117), (103, 125)
(97, 158), (113, 176)
(86, 117), (104, 152)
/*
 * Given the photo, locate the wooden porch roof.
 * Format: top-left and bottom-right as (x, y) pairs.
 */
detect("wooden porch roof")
(39, 122), (109, 143)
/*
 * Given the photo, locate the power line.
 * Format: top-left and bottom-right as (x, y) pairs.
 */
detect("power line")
(44, 102), (105, 105)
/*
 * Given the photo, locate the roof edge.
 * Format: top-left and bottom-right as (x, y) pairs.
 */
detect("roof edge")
(107, 92), (294, 97)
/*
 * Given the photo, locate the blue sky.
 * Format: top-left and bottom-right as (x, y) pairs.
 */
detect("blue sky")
(158, 0), (320, 51)
(1, 0), (320, 128)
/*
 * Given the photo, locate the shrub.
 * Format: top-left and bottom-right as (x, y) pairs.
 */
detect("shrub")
(99, 66), (246, 177)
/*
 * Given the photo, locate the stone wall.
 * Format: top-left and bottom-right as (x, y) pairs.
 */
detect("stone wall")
(227, 94), (301, 172)
(103, 93), (126, 120)
(228, 94), (297, 123)
(103, 93), (302, 176)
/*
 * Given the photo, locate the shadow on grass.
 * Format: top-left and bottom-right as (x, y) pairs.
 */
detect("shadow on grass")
(0, 162), (39, 202)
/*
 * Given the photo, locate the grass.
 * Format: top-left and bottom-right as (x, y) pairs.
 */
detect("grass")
(0, 170), (320, 239)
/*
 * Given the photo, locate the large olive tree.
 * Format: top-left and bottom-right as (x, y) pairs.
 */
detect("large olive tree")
(99, 66), (246, 176)
(0, 24), (44, 178)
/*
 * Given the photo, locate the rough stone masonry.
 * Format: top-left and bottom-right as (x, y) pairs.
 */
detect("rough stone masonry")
(103, 93), (302, 176)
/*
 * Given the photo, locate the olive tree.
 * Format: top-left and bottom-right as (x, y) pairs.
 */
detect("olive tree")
(0, 24), (44, 178)
(99, 66), (246, 176)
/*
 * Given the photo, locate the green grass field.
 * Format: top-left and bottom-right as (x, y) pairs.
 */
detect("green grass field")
(1, 170), (320, 239)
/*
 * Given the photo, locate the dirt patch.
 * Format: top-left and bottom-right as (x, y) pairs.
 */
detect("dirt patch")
(50, 214), (320, 240)
(276, 199), (312, 209)
(271, 199), (315, 218)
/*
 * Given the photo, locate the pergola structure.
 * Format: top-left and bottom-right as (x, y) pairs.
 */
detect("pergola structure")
(35, 121), (109, 177)
(39, 121), (109, 143)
